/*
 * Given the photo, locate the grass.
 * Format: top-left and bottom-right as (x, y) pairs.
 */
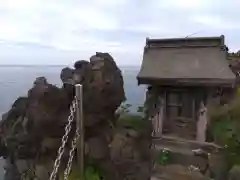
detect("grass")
(59, 164), (103, 180)
(117, 114), (148, 132)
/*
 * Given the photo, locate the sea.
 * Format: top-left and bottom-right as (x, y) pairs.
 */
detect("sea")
(0, 65), (146, 178)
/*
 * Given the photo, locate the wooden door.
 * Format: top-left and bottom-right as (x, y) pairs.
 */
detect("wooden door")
(163, 90), (196, 139)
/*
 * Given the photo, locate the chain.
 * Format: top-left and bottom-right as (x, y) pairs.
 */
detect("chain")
(49, 97), (77, 180)
(63, 129), (80, 180)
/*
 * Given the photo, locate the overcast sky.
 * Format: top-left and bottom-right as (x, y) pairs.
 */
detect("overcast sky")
(0, 0), (240, 66)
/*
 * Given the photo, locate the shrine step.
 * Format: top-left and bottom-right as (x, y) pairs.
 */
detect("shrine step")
(152, 136), (221, 171)
(153, 135), (221, 153)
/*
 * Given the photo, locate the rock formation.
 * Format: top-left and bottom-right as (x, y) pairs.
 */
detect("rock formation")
(228, 165), (240, 180)
(0, 52), (152, 180)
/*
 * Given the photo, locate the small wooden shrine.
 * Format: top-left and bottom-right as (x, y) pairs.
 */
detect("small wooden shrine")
(137, 35), (236, 142)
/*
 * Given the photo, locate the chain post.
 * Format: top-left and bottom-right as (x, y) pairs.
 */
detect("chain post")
(63, 130), (80, 180)
(49, 84), (85, 180)
(75, 84), (85, 180)
(49, 97), (77, 180)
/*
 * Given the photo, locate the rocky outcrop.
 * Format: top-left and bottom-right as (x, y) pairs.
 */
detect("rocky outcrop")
(153, 164), (209, 180)
(228, 165), (240, 180)
(0, 53), (151, 180)
(111, 118), (152, 180)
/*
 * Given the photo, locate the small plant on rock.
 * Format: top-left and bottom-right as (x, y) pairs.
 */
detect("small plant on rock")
(116, 102), (149, 132)
(156, 148), (171, 165)
(60, 164), (103, 180)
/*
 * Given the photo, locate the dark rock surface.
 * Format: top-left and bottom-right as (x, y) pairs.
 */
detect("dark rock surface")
(110, 123), (152, 180)
(0, 52), (151, 180)
(228, 165), (240, 180)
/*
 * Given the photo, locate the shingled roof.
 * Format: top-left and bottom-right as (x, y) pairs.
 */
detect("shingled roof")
(137, 35), (236, 87)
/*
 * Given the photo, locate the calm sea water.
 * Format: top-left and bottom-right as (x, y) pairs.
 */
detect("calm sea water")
(0, 65), (146, 178)
(0, 65), (146, 115)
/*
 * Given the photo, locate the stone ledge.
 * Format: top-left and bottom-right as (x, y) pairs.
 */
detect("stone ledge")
(152, 135), (222, 153)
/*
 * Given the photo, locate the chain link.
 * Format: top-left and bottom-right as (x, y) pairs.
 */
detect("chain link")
(49, 97), (77, 180)
(63, 129), (80, 180)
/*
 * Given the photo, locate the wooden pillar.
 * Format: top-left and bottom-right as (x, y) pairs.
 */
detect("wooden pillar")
(75, 84), (85, 180)
(147, 87), (157, 138)
(196, 101), (208, 142)
(192, 96), (196, 120)
(149, 87), (165, 137)
(164, 91), (167, 120)
(155, 96), (164, 136)
(152, 113), (158, 137)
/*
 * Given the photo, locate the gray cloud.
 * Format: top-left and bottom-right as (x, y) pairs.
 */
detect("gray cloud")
(0, 0), (239, 65)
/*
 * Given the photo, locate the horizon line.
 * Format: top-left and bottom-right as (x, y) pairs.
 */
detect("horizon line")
(0, 64), (141, 67)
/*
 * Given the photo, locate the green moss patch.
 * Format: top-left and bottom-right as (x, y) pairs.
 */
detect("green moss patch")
(117, 114), (149, 132)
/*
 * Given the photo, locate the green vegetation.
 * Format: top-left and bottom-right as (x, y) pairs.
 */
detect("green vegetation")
(209, 97), (240, 166)
(156, 148), (171, 165)
(117, 102), (145, 115)
(60, 164), (103, 180)
(116, 102), (148, 131)
(117, 114), (147, 131)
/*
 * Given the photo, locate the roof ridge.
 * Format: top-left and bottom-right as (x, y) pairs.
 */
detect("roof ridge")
(145, 35), (225, 49)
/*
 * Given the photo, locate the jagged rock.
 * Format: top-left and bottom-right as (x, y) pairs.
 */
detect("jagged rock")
(74, 60), (89, 69)
(15, 159), (32, 174)
(0, 53), (148, 180)
(3, 157), (20, 180)
(86, 136), (109, 159)
(228, 165), (240, 180)
(208, 152), (229, 180)
(26, 83), (71, 138)
(35, 164), (50, 180)
(110, 120), (152, 180)
(41, 137), (62, 151)
(34, 77), (47, 86)
(60, 67), (74, 84)
(0, 97), (28, 133)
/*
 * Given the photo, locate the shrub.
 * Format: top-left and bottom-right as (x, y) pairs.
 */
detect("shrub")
(209, 97), (240, 165)
(156, 148), (171, 165)
(60, 164), (103, 180)
(117, 114), (146, 131)
(116, 102), (149, 131)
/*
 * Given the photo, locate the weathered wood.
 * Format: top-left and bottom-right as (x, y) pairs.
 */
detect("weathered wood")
(150, 95), (165, 137)
(137, 77), (235, 87)
(152, 114), (157, 137)
(152, 135), (222, 151)
(192, 97), (196, 120)
(196, 101), (208, 142)
(75, 84), (85, 180)
(157, 97), (164, 136)
(148, 86), (213, 142)
(164, 91), (167, 118)
(167, 103), (182, 107)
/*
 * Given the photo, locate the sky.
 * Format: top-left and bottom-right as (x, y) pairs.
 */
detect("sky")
(0, 0), (240, 66)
